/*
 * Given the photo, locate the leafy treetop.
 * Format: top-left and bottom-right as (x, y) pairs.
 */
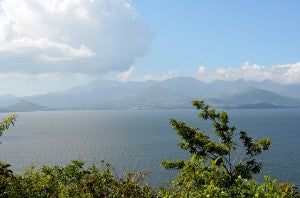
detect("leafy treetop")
(0, 114), (17, 138)
(163, 100), (271, 184)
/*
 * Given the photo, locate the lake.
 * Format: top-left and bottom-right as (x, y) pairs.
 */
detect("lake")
(0, 109), (299, 187)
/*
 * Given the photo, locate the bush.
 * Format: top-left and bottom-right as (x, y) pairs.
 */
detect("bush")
(1, 160), (156, 197)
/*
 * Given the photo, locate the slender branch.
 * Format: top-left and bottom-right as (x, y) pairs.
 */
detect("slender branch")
(228, 147), (232, 175)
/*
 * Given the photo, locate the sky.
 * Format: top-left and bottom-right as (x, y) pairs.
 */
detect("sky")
(0, 0), (300, 96)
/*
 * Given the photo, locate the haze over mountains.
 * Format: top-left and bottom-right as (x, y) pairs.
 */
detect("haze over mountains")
(0, 77), (300, 112)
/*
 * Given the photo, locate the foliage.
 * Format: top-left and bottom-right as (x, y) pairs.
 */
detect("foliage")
(160, 100), (299, 197)
(163, 100), (271, 183)
(0, 114), (17, 139)
(0, 114), (17, 195)
(1, 160), (156, 198)
(159, 155), (299, 197)
(0, 159), (297, 198)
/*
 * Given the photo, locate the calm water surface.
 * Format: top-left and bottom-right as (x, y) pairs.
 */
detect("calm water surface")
(0, 109), (299, 187)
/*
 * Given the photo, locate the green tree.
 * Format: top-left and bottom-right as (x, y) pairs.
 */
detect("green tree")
(162, 100), (270, 184)
(160, 100), (299, 197)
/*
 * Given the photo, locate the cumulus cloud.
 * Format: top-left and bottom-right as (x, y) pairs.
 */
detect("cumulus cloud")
(140, 69), (181, 81)
(118, 66), (136, 82)
(121, 62), (300, 84)
(116, 66), (182, 82)
(197, 66), (206, 75)
(117, 67), (182, 82)
(0, 0), (152, 73)
(194, 62), (300, 84)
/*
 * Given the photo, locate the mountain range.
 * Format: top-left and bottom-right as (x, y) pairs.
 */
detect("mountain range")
(0, 77), (300, 112)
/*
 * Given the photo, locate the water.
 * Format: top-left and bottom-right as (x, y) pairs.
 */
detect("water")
(0, 109), (299, 187)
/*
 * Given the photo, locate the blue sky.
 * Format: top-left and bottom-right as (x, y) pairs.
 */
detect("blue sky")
(0, 0), (300, 96)
(131, 0), (300, 74)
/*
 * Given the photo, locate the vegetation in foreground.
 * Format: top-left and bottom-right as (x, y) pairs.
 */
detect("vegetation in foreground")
(0, 101), (299, 197)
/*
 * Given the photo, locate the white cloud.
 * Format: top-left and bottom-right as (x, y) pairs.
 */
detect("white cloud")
(116, 62), (300, 84)
(140, 69), (181, 81)
(194, 62), (300, 84)
(0, 0), (152, 73)
(197, 66), (206, 75)
(118, 66), (136, 82)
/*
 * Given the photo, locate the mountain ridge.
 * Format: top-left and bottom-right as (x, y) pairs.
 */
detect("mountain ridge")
(1, 77), (299, 110)
(208, 87), (300, 108)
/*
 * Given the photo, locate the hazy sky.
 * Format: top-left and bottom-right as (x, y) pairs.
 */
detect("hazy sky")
(0, 0), (300, 96)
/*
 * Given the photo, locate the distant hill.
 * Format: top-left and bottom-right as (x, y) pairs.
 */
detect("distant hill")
(208, 87), (300, 108)
(2, 100), (54, 112)
(235, 103), (291, 109)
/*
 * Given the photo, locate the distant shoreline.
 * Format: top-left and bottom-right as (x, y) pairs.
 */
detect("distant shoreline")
(0, 105), (298, 113)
